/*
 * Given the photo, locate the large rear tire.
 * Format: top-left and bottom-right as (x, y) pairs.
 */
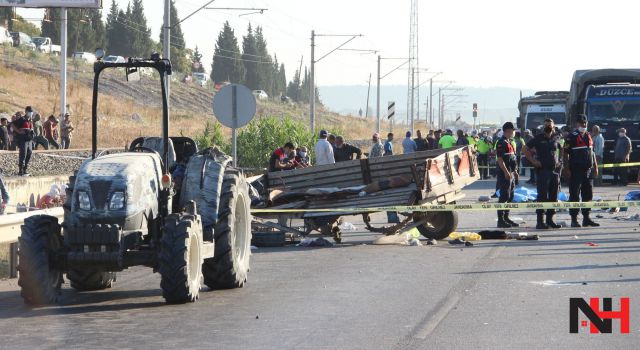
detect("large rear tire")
(67, 270), (116, 291)
(202, 169), (251, 290)
(17, 215), (63, 305)
(415, 211), (458, 240)
(159, 213), (203, 304)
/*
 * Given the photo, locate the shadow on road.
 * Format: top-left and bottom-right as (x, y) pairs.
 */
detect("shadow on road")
(456, 262), (640, 274)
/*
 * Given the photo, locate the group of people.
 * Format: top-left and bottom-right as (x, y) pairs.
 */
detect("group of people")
(495, 115), (603, 230)
(0, 106), (75, 176)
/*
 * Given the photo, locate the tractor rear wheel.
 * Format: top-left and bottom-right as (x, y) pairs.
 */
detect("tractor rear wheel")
(202, 169), (251, 290)
(159, 213), (203, 303)
(67, 270), (116, 291)
(18, 215), (63, 305)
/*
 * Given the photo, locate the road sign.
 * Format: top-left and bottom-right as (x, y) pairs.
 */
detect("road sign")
(0, 0), (101, 7)
(387, 101), (395, 120)
(213, 84), (256, 166)
(213, 84), (256, 128)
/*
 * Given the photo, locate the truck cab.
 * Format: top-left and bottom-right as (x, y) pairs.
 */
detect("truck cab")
(517, 91), (569, 133)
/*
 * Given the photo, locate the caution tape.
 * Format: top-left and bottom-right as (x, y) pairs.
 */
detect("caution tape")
(251, 200), (640, 213)
(477, 161), (640, 170)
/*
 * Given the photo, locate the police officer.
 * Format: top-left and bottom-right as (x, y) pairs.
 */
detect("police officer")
(495, 122), (519, 228)
(563, 114), (599, 227)
(523, 118), (562, 229)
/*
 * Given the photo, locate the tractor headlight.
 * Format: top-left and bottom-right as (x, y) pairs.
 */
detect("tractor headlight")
(78, 191), (91, 210)
(109, 192), (125, 210)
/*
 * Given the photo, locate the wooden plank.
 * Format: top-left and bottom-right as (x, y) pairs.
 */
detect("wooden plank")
(270, 172), (364, 188)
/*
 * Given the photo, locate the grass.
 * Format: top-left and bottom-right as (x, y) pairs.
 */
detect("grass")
(0, 45), (397, 149)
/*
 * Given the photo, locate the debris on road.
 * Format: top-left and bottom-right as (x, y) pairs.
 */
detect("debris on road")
(297, 237), (334, 247)
(338, 222), (357, 231)
(449, 232), (482, 241)
(507, 232), (539, 240)
(478, 230), (507, 240)
(408, 238), (422, 246)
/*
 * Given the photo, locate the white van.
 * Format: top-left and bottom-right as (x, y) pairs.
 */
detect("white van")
(72, 51), (96, 64)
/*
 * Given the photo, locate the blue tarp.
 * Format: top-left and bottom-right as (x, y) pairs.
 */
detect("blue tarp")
(496, 186), (569, 203)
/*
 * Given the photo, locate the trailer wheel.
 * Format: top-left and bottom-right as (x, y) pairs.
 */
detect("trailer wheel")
(202, 170), (251, 290)
(415, 211), (458, 240)
(17, 215), (63, 305)
(159, 213), (203, 303)
(67, 270), (116, 291)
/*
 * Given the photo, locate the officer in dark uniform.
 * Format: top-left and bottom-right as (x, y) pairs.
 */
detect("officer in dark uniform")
(523, 118), (562, 229)
(495, 122), (519, 228)
(563, 114), (599, 227)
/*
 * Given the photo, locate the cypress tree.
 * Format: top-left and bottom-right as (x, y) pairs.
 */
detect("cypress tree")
(211, 21), (245, 84)
(241, 24), (259, 89)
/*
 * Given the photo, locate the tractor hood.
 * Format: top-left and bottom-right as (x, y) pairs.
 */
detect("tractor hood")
(72, 153), (163, 218)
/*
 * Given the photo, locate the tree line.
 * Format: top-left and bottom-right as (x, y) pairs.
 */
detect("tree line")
(2, 2), (320, 103)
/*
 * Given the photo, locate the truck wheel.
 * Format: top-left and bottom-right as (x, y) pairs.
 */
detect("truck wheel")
(67, 270), (116, 291)
(159, 213), (203, 304)
(203, 170), (251, 290)
(415, 211), (458, 240)
(17, 215), (63, 305)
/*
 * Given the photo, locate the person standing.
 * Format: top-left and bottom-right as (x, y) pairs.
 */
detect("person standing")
(0, 118), (9, 150)
(60, 113), (74, 149)
(467, 130), (478, 148)
(402, 131), (417, 154)
(455, 129), (469, 146)
(523, 119), (562, 230)
(523, 129), (536, 184)
(315, 130), (335, 166)
(613, 128), (632, 186)
(426, 130), (437, 150)
(476, 133), (492, 180)
(434, 130), (443, 148)
(592, 125), (604, 186)
(563, 115), (599, 227)
(495, 122), (519, 228)
(438, 129), (456, 149)
(369, 133), (384, 158)
(12, 111), (34, 176)
(414, 130), (428, 151)
(514, 131), (524, 173)
(0, 172), (8, 215)
(43, 115), (60, 149)
(384, 133), (394, 156)
(334, 136), (362, 162)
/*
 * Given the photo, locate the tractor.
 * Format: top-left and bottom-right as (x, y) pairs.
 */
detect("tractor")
(17, 52), (252, 304)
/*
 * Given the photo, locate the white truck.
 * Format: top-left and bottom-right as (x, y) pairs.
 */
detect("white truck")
(517, 91), (569, 134)
(33, 37), (61, 55)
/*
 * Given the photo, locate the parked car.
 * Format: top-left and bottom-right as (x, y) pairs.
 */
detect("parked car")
(72, 51), (96, 64)
(192, 72), (208, 87)
(252, 90), (268, 100)
(9, 32), (36, 50)
(103, 55), (126, 63)
(32, 37), (61, 55)
(0, 26), (13, 46)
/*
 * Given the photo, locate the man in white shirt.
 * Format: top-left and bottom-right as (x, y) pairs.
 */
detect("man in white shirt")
(314, 130), (335, 165)
(592, 125), (604, 186)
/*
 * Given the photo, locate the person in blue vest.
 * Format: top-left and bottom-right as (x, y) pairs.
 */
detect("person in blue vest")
(563, 114), (599, 227)
(384, 132), (394, 156)
(495, 122), (519, 228)
(523, 118), (562, 230)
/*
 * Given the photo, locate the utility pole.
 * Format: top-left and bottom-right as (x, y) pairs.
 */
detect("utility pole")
(410, 68), (415, 133)
(429, 78), (433, 127)
(163, 0), (170, 141)
(60, 7), (67, 117)
(438, 87), (442, 129)
(376, 55), (381, 132)
(310, 30), (315, 132)
(365, 72), (371, 118)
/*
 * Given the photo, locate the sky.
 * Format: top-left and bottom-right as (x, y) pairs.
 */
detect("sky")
(14, 0), (640, 121)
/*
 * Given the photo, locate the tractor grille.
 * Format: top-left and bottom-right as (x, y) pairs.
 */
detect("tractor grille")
(90, 180), (112, 209)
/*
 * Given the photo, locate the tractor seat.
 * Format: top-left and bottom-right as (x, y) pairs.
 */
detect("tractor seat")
(141, 137), (176, 171)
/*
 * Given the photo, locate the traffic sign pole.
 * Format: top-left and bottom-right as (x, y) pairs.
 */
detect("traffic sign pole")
(213, 84), (257, 167)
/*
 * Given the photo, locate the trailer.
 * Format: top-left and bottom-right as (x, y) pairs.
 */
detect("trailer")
(251, 145), (479, 243)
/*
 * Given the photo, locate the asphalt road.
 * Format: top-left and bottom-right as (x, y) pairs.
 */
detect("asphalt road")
(1, 180), (639, 349)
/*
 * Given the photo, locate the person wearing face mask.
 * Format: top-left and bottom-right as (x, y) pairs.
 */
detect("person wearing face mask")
(523, 119), (563, 230)
(563, 114), (599, 227)
(613, 128), (632, 186)
(495, 122), (520, 228)
(295, 147), (311, 167)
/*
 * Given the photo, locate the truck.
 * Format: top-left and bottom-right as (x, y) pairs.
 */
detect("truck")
(32, 37), (61, 55)
(517, 91), (569, 133)
(567, 69), (640, 169)
(17, 53), (252, 305)
(252, 146), (479, 243)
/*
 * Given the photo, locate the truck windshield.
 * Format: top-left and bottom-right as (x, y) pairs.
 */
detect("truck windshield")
(32, 37), (45, 45)
(526, 112), (566, 128)
(588, 100), (640, 123)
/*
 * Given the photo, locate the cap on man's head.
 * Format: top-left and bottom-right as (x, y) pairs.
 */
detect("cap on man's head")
(502, 122), (515, 131)
(406, 131), (412, 138)
(471, 129), (478, 136)
(319, 130), (328, 138)
(445, 128), (453, 134)
(619, 128), (627, 133)
(25, 106), (32, 112)
(576, 114), (588, 123)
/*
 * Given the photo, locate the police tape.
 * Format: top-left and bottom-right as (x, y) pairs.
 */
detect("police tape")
(477, 162), (640, 170)
(251, 200), (640, 213)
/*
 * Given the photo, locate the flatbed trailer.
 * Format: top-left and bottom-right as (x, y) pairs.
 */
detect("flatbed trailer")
(252, 146), (480, 243)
